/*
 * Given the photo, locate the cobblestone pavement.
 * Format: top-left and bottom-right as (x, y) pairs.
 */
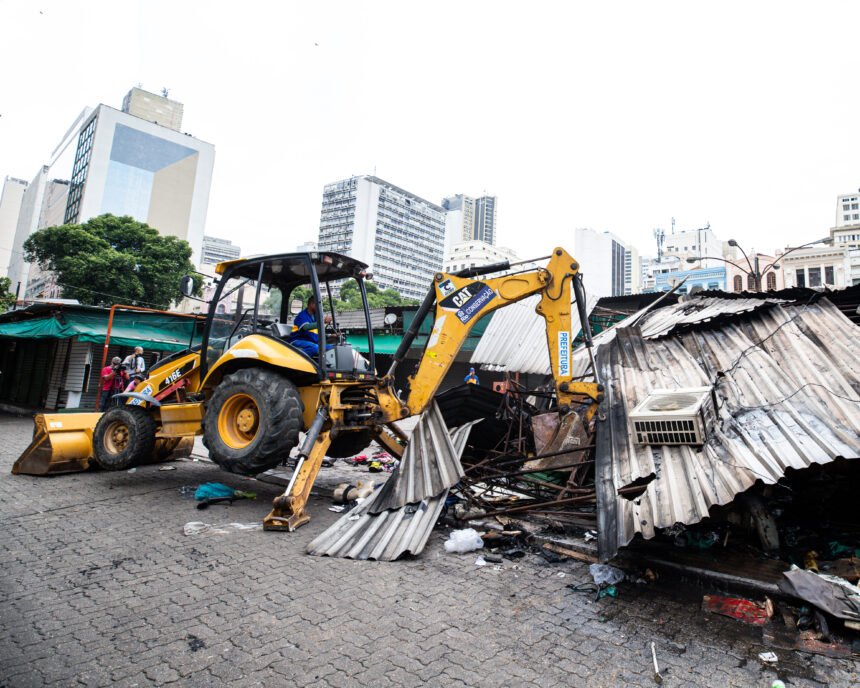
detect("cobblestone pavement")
(1, 414), (857, 687)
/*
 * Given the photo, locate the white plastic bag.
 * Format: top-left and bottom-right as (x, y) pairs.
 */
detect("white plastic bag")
(444, 528), (484, 553)
(589, 563), (625, 586)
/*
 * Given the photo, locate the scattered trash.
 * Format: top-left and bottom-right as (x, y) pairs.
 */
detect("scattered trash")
(444, 528), (484, 553)
(127, 467), (137, 473)
(778, 567), (860, 621)
(651, 642), (663, 684)
(589, 563), (625, 586)
(158, 465), (177, 471)
(675, 530), (719, 550)
(567, 582), (598, 595)
(178, 486), (195, 498)
(771, 681), (786, 688)
(182, 521), (262, 536)
(598, 585), (617, 599)
(556, 572), (566, 578)
(501, 548), (526, 560)
(475, 556), (488, 566)
(701, 595), (774, 626)
(758, 651), (778, 664)
(332, 481), (375, 504)
(804, 550), (820, 572)
(186, 634), (206, 652)
(483, 554), (503, 564)
(328, 505), (346, 513)
(584, 530), (597, 543)
(193, 482), (256, 510)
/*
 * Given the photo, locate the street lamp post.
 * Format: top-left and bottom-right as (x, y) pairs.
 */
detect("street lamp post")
(688, 237), (831, 292)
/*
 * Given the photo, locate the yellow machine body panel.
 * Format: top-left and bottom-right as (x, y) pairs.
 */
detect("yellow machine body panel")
(201, 334), (319, 391)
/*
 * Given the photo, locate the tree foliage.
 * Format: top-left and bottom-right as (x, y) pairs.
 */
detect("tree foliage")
(0, 277), (15, 311)
(23, 214), (197, 309)
(265, 281), (416, 317)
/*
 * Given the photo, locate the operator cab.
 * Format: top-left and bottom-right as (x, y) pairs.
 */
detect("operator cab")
(196, 251), (377, 381)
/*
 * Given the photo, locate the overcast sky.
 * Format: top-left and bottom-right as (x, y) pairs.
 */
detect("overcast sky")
(2, 1), (859, 261)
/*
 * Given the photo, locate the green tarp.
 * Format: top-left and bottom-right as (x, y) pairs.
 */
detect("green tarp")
(0, 310), (197, 352)
(345, 333), (401, 355)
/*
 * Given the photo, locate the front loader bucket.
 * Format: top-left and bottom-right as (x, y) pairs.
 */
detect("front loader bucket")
(12, 413), (101, 476)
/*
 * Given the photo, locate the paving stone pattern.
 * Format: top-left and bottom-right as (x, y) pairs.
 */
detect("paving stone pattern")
(0, 415), (857, 687)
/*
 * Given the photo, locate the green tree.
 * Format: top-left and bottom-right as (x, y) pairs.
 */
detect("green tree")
(0, 276), (15, 311)
(23, 214), (197, 309)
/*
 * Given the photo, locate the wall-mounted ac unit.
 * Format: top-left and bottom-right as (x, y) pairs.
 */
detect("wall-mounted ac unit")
(629, 386), (715, 446)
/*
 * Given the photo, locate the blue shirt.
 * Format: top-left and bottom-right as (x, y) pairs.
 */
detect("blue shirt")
(291, 309), (319, 343)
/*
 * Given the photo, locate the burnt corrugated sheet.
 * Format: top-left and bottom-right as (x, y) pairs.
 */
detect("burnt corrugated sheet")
(333, 308), (386, 330)
(593, 298), (860, 561)
(306, 418), (475, 561)
(369, 402), (466, 514)
(635, 297), (784, 340)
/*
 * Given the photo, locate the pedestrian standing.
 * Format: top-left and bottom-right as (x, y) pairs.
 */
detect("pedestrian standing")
(99, 357), (126, 411)
(122, 346), (146, 376)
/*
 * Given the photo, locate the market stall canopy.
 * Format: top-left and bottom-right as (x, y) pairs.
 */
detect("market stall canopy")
(0, 304), (197, 352)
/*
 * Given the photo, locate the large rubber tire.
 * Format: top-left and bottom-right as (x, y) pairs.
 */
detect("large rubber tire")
(202, 368), (303, 475)
(93, 406), (157, 471)
(326, 429), (372, 459)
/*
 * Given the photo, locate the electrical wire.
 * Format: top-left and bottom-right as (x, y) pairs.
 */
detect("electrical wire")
(734, 382), (860, 410)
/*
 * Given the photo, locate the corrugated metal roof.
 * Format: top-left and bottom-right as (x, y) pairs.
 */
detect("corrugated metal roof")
(369, 402), (468, 514)
(306, 416), (475, 561)
(635, 297), (784, 340)
(592, 298), (860, 561)
(470, 292), (598, 374)
(334, 308), (386, 330)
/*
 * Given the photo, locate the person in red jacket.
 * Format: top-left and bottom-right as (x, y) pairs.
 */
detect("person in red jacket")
(99, 357), (127, 411)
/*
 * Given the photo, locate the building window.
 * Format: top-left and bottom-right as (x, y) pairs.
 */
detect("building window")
(854, 214), (859, 221)
(733, 275), (743, 291)
(795, 269), (805, 288)
(747, 273), (756, 290)
(852, 203), (859, 210)
(825, 265), (834, 285)
(766, 272), (776, 290)
(844, 204), (850, 211)
(808, 267), (822, 287)
(845, 215), (851, 221)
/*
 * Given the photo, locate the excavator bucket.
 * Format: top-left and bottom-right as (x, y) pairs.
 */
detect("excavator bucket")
(12, 413), (101, 476)
(12, 413), (196, 476)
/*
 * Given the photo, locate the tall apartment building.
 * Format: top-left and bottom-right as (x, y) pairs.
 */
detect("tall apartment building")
(318, 176), (446, 300)
(441, 193), (497, 251)
(201, 235), (241, 265)
(572, 227), (639, 297)
(0, 177), (29, 278)
(836, 189), (860, 228)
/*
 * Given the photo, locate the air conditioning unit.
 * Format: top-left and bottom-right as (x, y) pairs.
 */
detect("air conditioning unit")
(629, 386), (715, 446)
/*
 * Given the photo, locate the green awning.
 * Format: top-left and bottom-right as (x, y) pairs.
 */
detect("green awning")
(0, 310), (197, 352)
(345, 333), (402, 355)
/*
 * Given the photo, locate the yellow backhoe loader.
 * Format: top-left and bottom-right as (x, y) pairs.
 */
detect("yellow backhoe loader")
(13, 247), (603, 531)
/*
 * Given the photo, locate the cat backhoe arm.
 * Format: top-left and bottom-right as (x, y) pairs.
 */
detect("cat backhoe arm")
(380, 247), (603, 421)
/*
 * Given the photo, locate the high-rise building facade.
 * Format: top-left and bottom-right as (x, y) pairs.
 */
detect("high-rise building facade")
(442, 193), (497, 250)
(572, 227), (639, 297)
(836, 189), (860, 228)
(63, 90), (214, 263)
(318, 176), (446, 300)
(0, 177), (29, 278)
(201, 235), (241, 265)
(122, 87), (184, 132)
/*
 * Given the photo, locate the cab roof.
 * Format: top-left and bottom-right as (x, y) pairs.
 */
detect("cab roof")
(216, 251), (369, 283)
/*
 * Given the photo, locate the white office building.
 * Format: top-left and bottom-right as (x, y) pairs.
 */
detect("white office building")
(781, 244), (851, 289)
(201, 235), (241, 265)
(317, 176), (446, 301)
(443, 240), (525, 273)
(0, 177), (29, 278)
(63, 90), (215, 263)
(836, 189), (860, 228)
(662, 225), (724, 268)
(572, 227), (639, 297)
